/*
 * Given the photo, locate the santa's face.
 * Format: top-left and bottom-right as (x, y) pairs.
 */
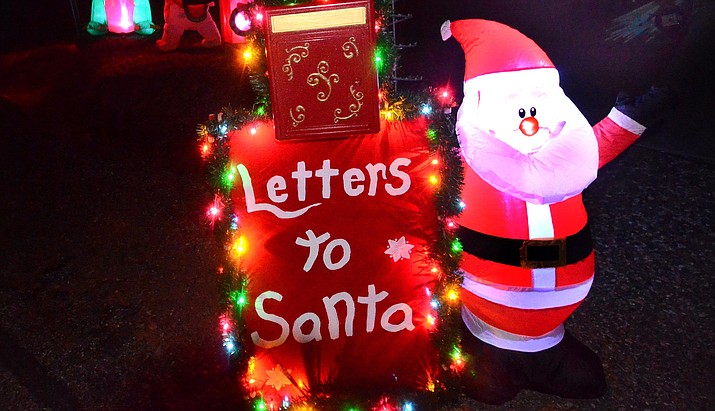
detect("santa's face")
(476, 85), (567, 155)
(456, 69), (599, 204)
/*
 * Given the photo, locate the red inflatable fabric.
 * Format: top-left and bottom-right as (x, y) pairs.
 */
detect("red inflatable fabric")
(229, 119), (439, 401)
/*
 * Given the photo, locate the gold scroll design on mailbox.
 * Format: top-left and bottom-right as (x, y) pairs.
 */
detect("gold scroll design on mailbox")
(334, 83), (364, 123)
(307, 61), (340, 102)
(333, 36), (364, 123)
(289, 105), (306, 128)
(283, 43), (310, 81)
(342, 36), (358, 59)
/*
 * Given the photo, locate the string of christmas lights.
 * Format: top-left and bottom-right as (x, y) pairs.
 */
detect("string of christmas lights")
(196, 1), (466, 409)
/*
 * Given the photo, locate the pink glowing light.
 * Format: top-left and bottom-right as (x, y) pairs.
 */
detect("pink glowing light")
(219, 314), (232, 334)
(207, 195), (225, 224)
(233, 11), (252, 32)
(106, 0), (135, 34)
(119, 3), (132, 30)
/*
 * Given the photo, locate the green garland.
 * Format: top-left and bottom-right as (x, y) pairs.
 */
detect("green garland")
(197, 1), (465, 409)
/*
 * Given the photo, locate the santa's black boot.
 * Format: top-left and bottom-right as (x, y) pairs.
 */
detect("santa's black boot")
(460, 323), (525, 405)
(522, 330), (607, 399)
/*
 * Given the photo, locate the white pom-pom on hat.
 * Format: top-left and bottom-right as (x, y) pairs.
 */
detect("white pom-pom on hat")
(440, 20), (452, 41)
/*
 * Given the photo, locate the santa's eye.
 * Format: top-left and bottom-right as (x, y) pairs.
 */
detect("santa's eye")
(530, 107), (537, 117)
(518, 108), (526, 118)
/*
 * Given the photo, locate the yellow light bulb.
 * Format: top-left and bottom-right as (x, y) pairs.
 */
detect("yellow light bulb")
(232, 236), (248, 257)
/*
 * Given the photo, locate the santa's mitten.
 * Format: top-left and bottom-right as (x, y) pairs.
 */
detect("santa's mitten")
(614, 85), (672, 128)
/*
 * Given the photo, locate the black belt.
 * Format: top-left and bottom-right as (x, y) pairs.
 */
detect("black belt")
(456, 223), (593, 268)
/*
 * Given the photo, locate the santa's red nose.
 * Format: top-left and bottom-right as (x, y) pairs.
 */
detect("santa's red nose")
(519, 117), (539, 136)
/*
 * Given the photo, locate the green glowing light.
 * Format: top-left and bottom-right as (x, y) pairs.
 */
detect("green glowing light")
(230, 290), (247, 307)
(223, 167), (236, 188)
(451, 239), (463, 253)
(374, 48), (386, 71)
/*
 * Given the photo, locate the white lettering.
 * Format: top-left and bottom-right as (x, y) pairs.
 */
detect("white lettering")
(323, 238), (350, 270)
(252, 284), (415, 348)
(251, 291), (290, 348)
(315, 159), (340, 199)
(291, 161), (312, 202)
(357, 284), (388, 332)
(295, 230), (331, 272)
(238, 157), (413, 220)
(381, 303), (415, 333)
(292, 312), (322, 343)
(386, 157), (412, 196)
(322, 292), (355, 340)
(267, 175), (288, 203)
(237, 164), (321, 219)
(342, 168), (366, 196)
(365, 163), (387, 196)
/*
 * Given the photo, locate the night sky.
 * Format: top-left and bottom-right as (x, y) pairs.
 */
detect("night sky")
(1, 0), (713, 158)
(6, 2), (707, 130)
(0, 0), (715, 160)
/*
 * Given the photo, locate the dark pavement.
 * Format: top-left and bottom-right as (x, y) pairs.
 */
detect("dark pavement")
(1, 1), (714, 410)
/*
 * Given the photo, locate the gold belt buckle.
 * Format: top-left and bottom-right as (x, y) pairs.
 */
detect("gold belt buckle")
(519, 238), (567, 268)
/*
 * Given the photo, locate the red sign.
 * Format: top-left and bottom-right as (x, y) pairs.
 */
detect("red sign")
(229, 120), (438, 401)
(264, 0), (381, 140)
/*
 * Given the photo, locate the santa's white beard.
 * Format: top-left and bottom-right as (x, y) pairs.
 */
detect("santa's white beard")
(456, 98), (599, 205)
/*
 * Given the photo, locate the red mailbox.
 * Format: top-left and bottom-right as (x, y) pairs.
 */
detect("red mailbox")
(263, 0), (380, 140)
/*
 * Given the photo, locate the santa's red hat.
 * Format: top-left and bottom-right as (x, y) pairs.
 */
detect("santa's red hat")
(442, 19), (556, 83)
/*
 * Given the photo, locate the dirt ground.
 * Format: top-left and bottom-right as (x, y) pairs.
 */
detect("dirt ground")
(0, 35), (252, 410)
(1, 23), (713, 411)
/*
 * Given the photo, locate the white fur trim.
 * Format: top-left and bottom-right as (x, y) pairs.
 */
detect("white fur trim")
(463, 67), (560, 96)
(608, 107), (646, 135)
(462, 306), (564, 352)
(462, 274), (593, 309)
(532, 267), (557, 290)
(526, 202), (554, 239)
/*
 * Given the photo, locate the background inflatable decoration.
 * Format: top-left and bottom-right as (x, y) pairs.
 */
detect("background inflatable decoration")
(219, 0), (253, 44)
(87, 0), (155, 36)
(156, 0), (222, 51)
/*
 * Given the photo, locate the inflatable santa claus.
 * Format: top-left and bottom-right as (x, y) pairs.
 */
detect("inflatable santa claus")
(442, 19), (664, 404)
